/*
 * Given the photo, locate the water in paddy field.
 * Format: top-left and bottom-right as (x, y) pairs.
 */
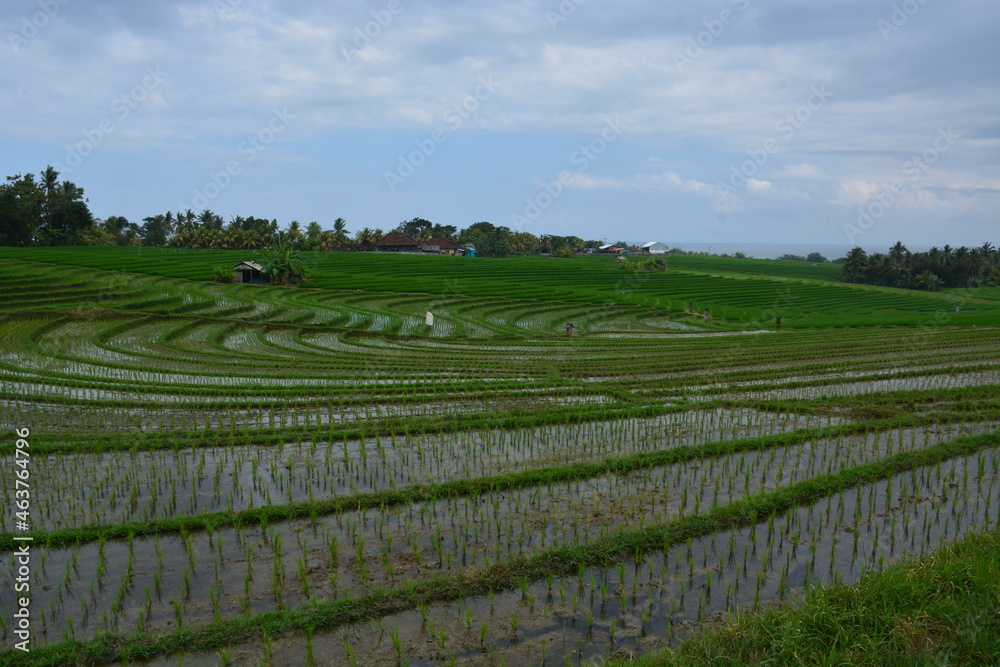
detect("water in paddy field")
(668, 242), (936, 260)
(101, 444), (1000, 666)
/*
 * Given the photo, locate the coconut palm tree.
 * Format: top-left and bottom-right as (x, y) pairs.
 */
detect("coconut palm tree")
(889, 241), (910, 285)
(304, 221), (323, 250)
(914, 270), (941, 292)
(287, 220), (303, 243)
(980, 242), (997, 271)
(941, 245), (954, 265)
(926, 246), (942, 266)
(841, 247), (868, 283)
(967, 249), (988, 285)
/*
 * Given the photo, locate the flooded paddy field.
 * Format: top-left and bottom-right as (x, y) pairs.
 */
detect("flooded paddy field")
(1, 258), (998, 665)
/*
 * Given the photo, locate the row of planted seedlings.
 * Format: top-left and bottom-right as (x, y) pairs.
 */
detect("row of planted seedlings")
(0, 408), (842, 533)
(4, 419), (994, 646)
(704, 368), (1000, 404)
(265, 444), (999, 667)
(9, 315), (561, 392)
(0, 377), (632, 448)
(11, 423), (999, 664)
(629, 350), (1000, 402)
(11, 314), (996, 405)
(561, 326), (1000, 383)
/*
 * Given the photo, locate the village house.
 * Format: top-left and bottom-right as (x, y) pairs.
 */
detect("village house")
(419, 237), (461, 254)
(374, 232), (420, 253)
(639, 241), (669, 254)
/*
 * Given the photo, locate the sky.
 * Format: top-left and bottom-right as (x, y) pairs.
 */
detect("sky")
(2, 0), (998, 250)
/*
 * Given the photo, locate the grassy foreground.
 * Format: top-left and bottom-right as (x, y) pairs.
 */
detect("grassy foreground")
(608, 526), (1000, 667)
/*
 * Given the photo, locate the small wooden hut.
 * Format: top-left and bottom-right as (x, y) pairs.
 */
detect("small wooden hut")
(233, 260), (269, 284)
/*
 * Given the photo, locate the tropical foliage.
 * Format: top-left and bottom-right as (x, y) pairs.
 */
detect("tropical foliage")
(841, 242), (999, 289)
(258, 235), (310, 284)
(0, 166), (94, 245)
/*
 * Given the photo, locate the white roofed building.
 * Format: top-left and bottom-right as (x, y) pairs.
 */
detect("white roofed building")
(640, 241), (668, 254)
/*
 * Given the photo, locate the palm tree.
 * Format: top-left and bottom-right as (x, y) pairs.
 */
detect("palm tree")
(927, 246), (942, 266)
(246, 230), (264, 250)
(867, 253), (892, 285)
(914, 270), (941, 292)
(287, 220), (303, 242)
(304, 221), (323, 250)
(888, 241), (910, 285)
(41, 166), (59, 197)
(841, 247), (868, 283)
(953, 246), (969, 265)
(980, 242), (997, 271)
(941, 245), (954, 265)
(967, 250), (987, 285)
(198, 209), (223, 230)
(317, 230), (336, 251)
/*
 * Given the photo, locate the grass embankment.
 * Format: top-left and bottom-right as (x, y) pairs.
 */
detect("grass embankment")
(6, 430), (998, 667)
(608, 525), (1000, 667)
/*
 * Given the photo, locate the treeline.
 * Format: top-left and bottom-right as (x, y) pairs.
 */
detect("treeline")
(841, 242), (999, 291)
(1, 167), (606, 257)
(0, 168), (94, 246)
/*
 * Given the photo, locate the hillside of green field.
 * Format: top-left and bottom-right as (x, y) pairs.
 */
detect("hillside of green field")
(0, 246), (997, 328)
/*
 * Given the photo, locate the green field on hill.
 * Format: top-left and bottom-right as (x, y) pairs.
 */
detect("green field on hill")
(0, 246), (994, 328)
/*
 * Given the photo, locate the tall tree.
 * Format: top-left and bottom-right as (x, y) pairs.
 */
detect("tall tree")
(0, 174), (42, 245)
(399, 218), (432, 238)
(332, 218), (350, 247)
(304, 221), (324, 250)
(140, 214), (170, 246)
(841, 247), (868, 283)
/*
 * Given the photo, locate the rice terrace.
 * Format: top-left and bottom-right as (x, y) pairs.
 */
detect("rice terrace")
(2, 246), (1000, 666)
